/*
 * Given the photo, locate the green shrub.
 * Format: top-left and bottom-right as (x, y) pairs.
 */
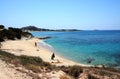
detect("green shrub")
(22, 32), (33, 37)
(0, 25), (4, 29)
(0, 50), (16, 59)
(61, 65), (83, 78)
(0, 26), (32, 41)
(0, 50), (52, 73)
(19, 55), (43, 65)
(25, 64), (41, 73)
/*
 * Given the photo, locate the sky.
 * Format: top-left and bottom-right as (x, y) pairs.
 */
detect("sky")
(0, 0), (120, 30)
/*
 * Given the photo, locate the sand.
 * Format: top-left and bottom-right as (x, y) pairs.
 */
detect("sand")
(0, 59), (32, 79)
(1, 38), (90, 67)
(0, 59), (69, 79)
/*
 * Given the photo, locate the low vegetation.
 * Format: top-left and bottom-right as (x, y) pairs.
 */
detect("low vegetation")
(21, 26), (79, 31)
(0, 25), (4, 29)
(0, 25), (33, 42)
(59, 65), (83, 78)
(0, 50), (50, 71)
(60, 75), (73, 79)
(0, 50), (120, 79)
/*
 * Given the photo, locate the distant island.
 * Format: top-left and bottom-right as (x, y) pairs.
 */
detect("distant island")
(21, 26), (80, 32)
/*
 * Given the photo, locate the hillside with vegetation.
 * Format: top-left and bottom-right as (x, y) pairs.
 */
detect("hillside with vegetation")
(0, 25), (32, 42)
(21, 26), (80, 32)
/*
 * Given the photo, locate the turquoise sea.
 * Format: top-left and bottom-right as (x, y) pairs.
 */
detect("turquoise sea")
(31, 31), (120, 67)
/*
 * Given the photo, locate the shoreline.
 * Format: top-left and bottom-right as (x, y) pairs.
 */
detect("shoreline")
(37, 38), (92, 67)
(1, 37), (91, 67)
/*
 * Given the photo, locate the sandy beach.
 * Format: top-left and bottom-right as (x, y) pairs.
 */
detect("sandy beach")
(1, 38), (90, 67)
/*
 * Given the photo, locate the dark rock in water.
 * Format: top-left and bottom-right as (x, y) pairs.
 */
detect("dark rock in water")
(85, 58), (95, 64)
(106, 63), (119, 68)
(37, 36), (52, 39)
(87, 60), (91, 64)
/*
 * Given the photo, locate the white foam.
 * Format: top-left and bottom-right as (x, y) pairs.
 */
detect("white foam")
(37, 41), (54, 52)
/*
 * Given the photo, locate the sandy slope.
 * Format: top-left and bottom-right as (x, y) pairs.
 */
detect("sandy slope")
(1, 38), (90, 66)
(0, 59), (68, 79)
(0, 60), (32, 79)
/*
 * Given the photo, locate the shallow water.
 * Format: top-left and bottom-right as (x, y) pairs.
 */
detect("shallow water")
(31, 30), (120, 67)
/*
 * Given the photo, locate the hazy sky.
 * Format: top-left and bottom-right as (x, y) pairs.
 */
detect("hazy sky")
(0, 0), (120, 30)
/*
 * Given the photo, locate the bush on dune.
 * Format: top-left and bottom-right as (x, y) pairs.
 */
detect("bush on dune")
(0, 50), (51, 73)
(0, 25), (5, 29)
(0, 50), (120, 79)
(60, 75), (73, 79)
(0, 26), (33, 42)
(19, 55), (43, 65)
(60, 65), (83, 78)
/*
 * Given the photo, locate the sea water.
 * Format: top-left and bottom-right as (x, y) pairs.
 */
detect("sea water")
(31, 30), (120, 67)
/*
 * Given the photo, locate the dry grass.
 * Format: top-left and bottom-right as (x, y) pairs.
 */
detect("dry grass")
(0, 50), (120, 79)
(60, 75), (73, 79)
(60, 65), (83, 78)
(25, 64), (41, 73)
(0, 50), (51, 73)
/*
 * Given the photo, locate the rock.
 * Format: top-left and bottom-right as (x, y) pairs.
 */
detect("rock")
(38, 36), (52, 39)
(96, 64), (105, 68)
(85, 58), (95, 64)
(79, 73), (88, 79)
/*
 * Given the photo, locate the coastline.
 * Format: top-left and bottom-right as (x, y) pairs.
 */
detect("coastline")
(1, 37), (91, 67)
(1, 37), (120, 79)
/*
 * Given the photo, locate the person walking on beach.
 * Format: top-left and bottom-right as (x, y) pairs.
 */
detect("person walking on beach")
(35, 42), (37, 47)
(0, 42), (1, 48)
(51, 53), (55, 60)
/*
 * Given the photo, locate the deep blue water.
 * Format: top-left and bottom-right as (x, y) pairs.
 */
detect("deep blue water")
(31, 31), (120, 67)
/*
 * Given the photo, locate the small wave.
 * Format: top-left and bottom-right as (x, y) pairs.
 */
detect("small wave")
(37, 41), (54, 52)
